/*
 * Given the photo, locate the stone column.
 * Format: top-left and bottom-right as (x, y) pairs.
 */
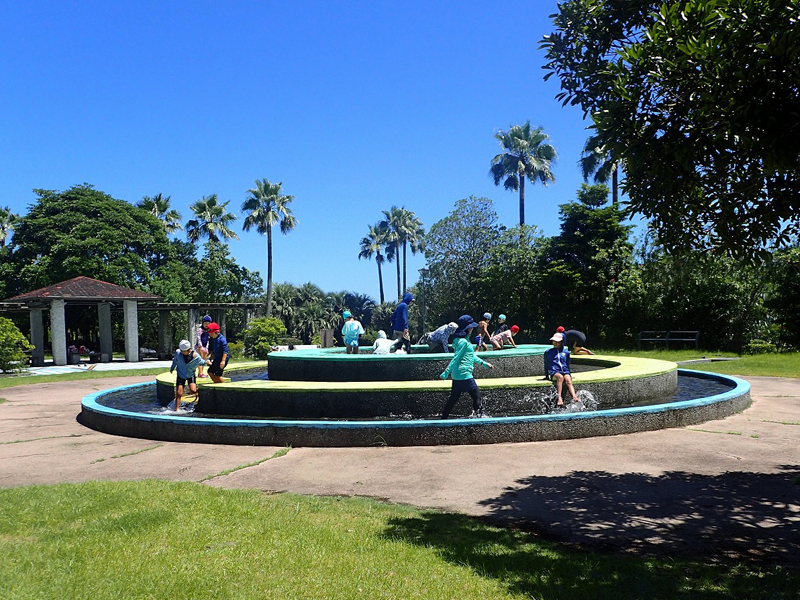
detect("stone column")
(123, 300), (139, 362)
(158, 311), (172, 358)
(30, 308), (45, 366)
(218, 311), (227, 337)
(242, 308), (251, 330)
(188, 308), (198, 346)
(50, 299), (67, 366)
(98, 303), (113, 361)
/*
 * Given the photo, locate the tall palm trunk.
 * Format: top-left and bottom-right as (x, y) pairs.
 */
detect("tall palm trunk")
(519, 175), (526, 226)
(402, 241), (407, 292)
(395, 241), (401, 301)
(266, 227), (274, 317)
(612, 166), (619, 207)
(377, 260), (385, 305)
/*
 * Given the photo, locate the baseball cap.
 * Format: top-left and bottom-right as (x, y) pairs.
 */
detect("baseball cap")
(550, 332), (563, 342)
(498, 314), (506, 321)
(208, 322), (221, 332)
(510, 325), (520, 334)
(202, 315), (213, 323)
(483, 312), (492, 320)
(343, 310), (352, 319)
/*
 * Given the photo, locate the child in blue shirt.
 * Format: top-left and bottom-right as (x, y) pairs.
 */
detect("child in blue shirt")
(543, 332), (580, 407)
(170, 339), (210, 410)
(342, 311), (365, 354)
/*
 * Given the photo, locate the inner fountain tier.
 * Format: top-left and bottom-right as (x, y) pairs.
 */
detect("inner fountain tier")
(267, 344), (553, 381)
(154, 350), (679, 419)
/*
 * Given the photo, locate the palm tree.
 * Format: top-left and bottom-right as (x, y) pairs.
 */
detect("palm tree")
(358, 223), (389, 304)
(381, 206), (405, 300)
(490, 121), (557, 226)
(580, 134), (620, 207)
(186, 194), (239, 243)
(242, 179), (298, 318)
(0, 206), (19, 247)
(137, 193), (183, 233)
(401, 211), (425, 292)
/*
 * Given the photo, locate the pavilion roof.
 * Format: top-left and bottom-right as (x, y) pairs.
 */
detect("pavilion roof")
(5, 276), (161, 303)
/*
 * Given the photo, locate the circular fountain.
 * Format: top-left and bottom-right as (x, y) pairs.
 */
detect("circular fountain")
(79, 344), (751, 447)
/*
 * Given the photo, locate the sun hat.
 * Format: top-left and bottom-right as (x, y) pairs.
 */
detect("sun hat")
(208, 322), (221, 332)
(456, 315), (478, 330)
(343, 310), (352, 319)
(498, 314), (506, 321)
(550, 332), (563, 342)
(179, 339), (192, 351)
(202, 315), (213, 323)
(483, 312), (492, 320)
(510, 325), (520, 334)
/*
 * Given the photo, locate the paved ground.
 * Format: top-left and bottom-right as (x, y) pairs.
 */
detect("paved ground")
(1, 374), (798, 564)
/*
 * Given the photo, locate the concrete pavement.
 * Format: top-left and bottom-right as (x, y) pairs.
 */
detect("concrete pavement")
(1, 374), (798, 563)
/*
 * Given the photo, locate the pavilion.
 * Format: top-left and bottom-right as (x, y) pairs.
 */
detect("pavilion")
(1, 277), (260, 366)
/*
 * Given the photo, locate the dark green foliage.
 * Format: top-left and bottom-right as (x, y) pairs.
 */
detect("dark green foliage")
(764, 248), (800, 349)
(4, 184), (172, 294)
(542, 0), (800, 259)
(0, 317), (33, 373)
(743, 340), (777, 355)
(194, 240), (264, 303)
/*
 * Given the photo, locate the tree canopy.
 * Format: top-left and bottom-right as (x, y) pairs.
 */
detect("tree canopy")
(542, 0), (800, 259)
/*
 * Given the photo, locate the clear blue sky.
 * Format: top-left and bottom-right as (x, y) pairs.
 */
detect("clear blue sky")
(1, 1), (614, 302)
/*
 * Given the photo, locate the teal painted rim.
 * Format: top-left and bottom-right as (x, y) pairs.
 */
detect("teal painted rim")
(82, 369), (749, 430)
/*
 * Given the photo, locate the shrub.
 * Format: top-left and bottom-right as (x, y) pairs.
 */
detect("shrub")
(242, 317), (287, 360)
(227, 340), (245, 360)
(360, 329), (379, 346)
(743, 339), (777, 355)
(0, 317), (33, 373)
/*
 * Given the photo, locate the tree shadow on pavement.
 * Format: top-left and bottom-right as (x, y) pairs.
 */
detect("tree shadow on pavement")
(474, 464), (800, 566)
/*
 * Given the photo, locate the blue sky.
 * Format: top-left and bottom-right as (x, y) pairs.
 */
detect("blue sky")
(1, 1), (616, 302)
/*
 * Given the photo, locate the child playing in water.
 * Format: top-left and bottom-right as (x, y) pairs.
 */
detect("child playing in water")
(342, 311), (365, 354)
(440, 315), (494, 419)
(170, 339), (210, 410)
(543, 332), (580, 407)
(427, 321), (459, 353)
(475, 313), (491, 352)
(490, 324), (519, 349)
(372, 330), (403, 354)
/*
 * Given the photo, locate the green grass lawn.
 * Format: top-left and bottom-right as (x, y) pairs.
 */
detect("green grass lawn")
(0, 481), (797, 600)
(600, 349), (800, 378)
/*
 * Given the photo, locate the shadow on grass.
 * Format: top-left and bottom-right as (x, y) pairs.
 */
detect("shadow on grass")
(384, 466), (800, 599)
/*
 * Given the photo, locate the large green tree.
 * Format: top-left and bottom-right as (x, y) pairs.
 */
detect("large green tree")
(242, 179), (297, 318)
(4, 185), (173, 294)
(542, 0), (800, 259)
(490, 121), (557, 226)
(424, 196), (502, 323)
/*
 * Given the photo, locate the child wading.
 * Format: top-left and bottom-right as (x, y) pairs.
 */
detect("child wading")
(439, 315), (494, 419)
(543, 332), (580, 407)
(170, 339), (209, 410)
(341, 310), (365, 354)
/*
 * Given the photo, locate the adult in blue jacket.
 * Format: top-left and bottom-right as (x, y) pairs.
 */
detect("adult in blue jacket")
(390, 292), (414, 353)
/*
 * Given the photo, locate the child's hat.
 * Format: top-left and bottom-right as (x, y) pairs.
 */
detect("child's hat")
(208, 322), (221, 332)
(202, 315), (213, 323)
(343, 310), (352, 318)
(550, 332), (563, 342)
(511, 325), (520, 333)
(483, 312), (492, 320)
(179, 340), (192, 351)
(498, 314), (506, 321)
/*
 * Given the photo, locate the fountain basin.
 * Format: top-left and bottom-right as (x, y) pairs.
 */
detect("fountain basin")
(80, 369), (750, 446)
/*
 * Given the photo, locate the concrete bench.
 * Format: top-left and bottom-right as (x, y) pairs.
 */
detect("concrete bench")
(637, 330), (700, 350)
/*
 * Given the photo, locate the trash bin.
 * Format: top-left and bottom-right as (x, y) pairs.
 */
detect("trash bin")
(68, 354), (81, 365)
(100, 353), (111, 363)
(320, 329), (334, 348)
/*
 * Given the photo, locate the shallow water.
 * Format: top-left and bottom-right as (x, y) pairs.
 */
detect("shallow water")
(98, 371), (735, 421)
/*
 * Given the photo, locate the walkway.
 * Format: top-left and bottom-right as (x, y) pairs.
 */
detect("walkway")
(1, 374), (798, 564)
(23, 359), (172, 376)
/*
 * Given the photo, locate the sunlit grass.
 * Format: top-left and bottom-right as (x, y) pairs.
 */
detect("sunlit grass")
(1, 481), (797, 600)
(600, 349), (800, 378)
